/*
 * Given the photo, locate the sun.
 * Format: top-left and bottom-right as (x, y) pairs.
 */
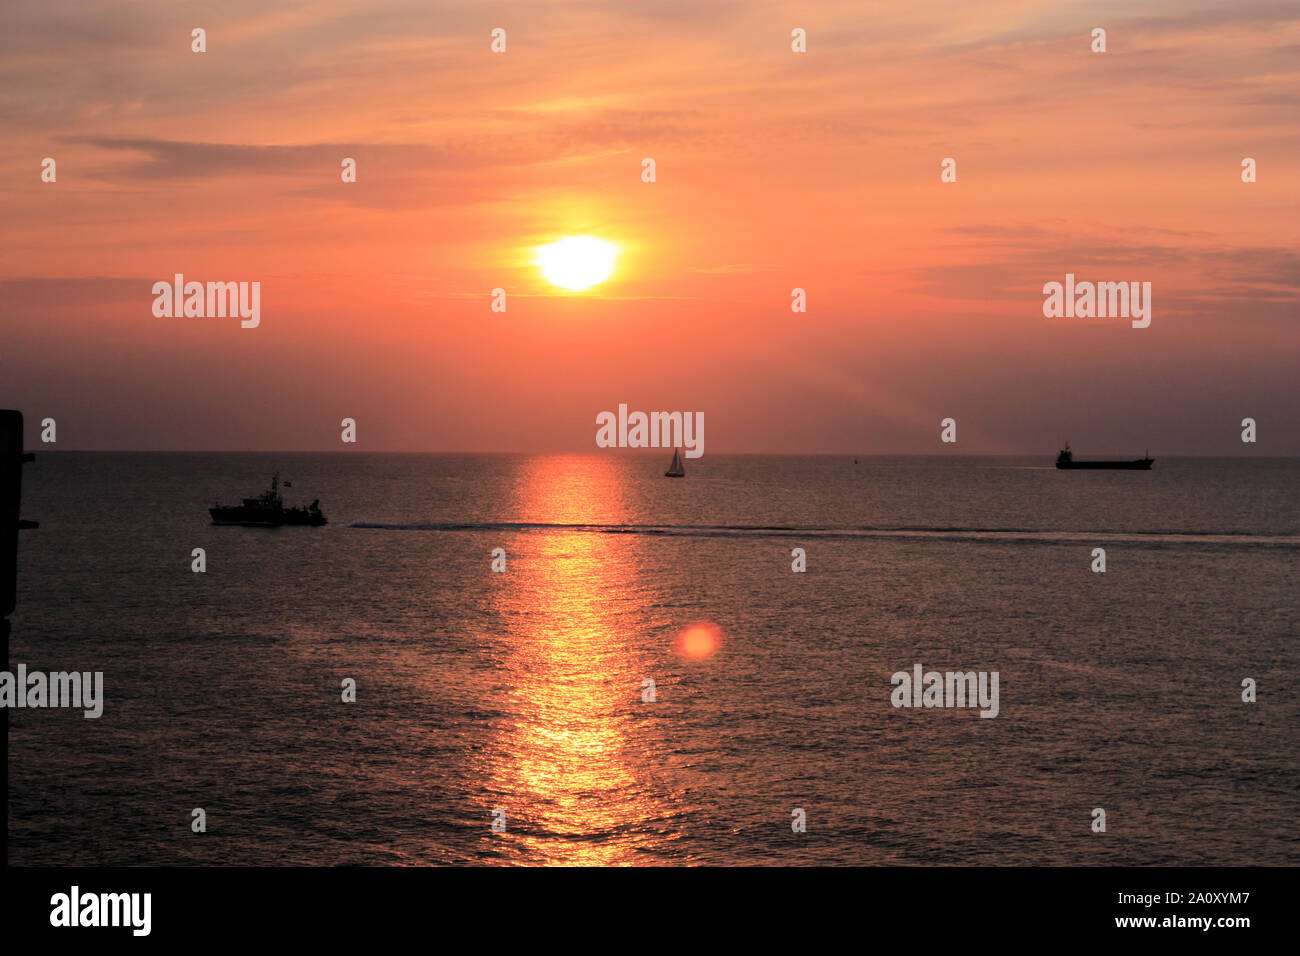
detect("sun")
(537, 236), (617, 291)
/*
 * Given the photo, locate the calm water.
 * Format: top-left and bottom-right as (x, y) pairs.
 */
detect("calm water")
(7, 454), (1299, 865)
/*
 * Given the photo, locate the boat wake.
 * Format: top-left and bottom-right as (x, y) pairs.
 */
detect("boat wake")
(345, 521), (1300, 548)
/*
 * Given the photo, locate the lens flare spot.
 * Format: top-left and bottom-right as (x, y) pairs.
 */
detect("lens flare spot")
(675, 622), (723, 660)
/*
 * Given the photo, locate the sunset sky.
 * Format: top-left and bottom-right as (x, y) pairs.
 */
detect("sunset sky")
(2, 0), (1297, 453)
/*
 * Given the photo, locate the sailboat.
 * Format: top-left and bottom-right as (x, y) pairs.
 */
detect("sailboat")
(664, 447), (686, 478)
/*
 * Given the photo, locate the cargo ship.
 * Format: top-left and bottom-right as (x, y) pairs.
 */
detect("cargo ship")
(209, 474), (327, 526)
(1055, 442), (1153, 470)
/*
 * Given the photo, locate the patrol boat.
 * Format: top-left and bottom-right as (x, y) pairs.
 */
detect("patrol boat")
(209, 474), (327, 526)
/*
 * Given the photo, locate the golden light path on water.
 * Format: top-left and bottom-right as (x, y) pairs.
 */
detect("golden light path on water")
(479, 456), (670, 865)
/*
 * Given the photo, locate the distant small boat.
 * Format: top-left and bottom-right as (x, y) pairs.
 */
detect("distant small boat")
(1055, 442), (1153, 470)
(664, 448), (686, 478)
(210, 474), (327, 526)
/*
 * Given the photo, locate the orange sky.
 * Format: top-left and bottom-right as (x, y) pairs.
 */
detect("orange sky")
(2, 0), (1297, 452)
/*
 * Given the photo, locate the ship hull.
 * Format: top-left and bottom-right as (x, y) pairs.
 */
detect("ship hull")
(1056, 460), (1153, 470)
(209, 507), (327, 527)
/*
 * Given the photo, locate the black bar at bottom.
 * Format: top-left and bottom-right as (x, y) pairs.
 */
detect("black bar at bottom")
(0, 865), (1283, 942)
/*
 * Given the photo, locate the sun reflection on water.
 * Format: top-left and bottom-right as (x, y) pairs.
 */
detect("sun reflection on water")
(479, 456), (667, 865)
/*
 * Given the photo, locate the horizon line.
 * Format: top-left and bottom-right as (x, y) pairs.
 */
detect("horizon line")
(21, 449), (1297, 459)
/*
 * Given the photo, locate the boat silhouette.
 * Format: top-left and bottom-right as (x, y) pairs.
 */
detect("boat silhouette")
(1055, 442), (1153, 470)
(664, 448), (686, 478)
(210, 474), (327, 526)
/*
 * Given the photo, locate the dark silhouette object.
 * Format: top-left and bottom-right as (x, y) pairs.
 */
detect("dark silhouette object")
(664, 448), (685, 478)
(1055, 441), (1153, 470)
(210, 473), (327, 526)
(1, 410), (38, 643)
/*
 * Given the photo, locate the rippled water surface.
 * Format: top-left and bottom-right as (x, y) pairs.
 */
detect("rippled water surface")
(8, 454), (1299, 864)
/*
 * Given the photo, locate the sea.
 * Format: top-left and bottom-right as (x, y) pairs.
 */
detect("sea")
(6, 453), (1299, 865)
